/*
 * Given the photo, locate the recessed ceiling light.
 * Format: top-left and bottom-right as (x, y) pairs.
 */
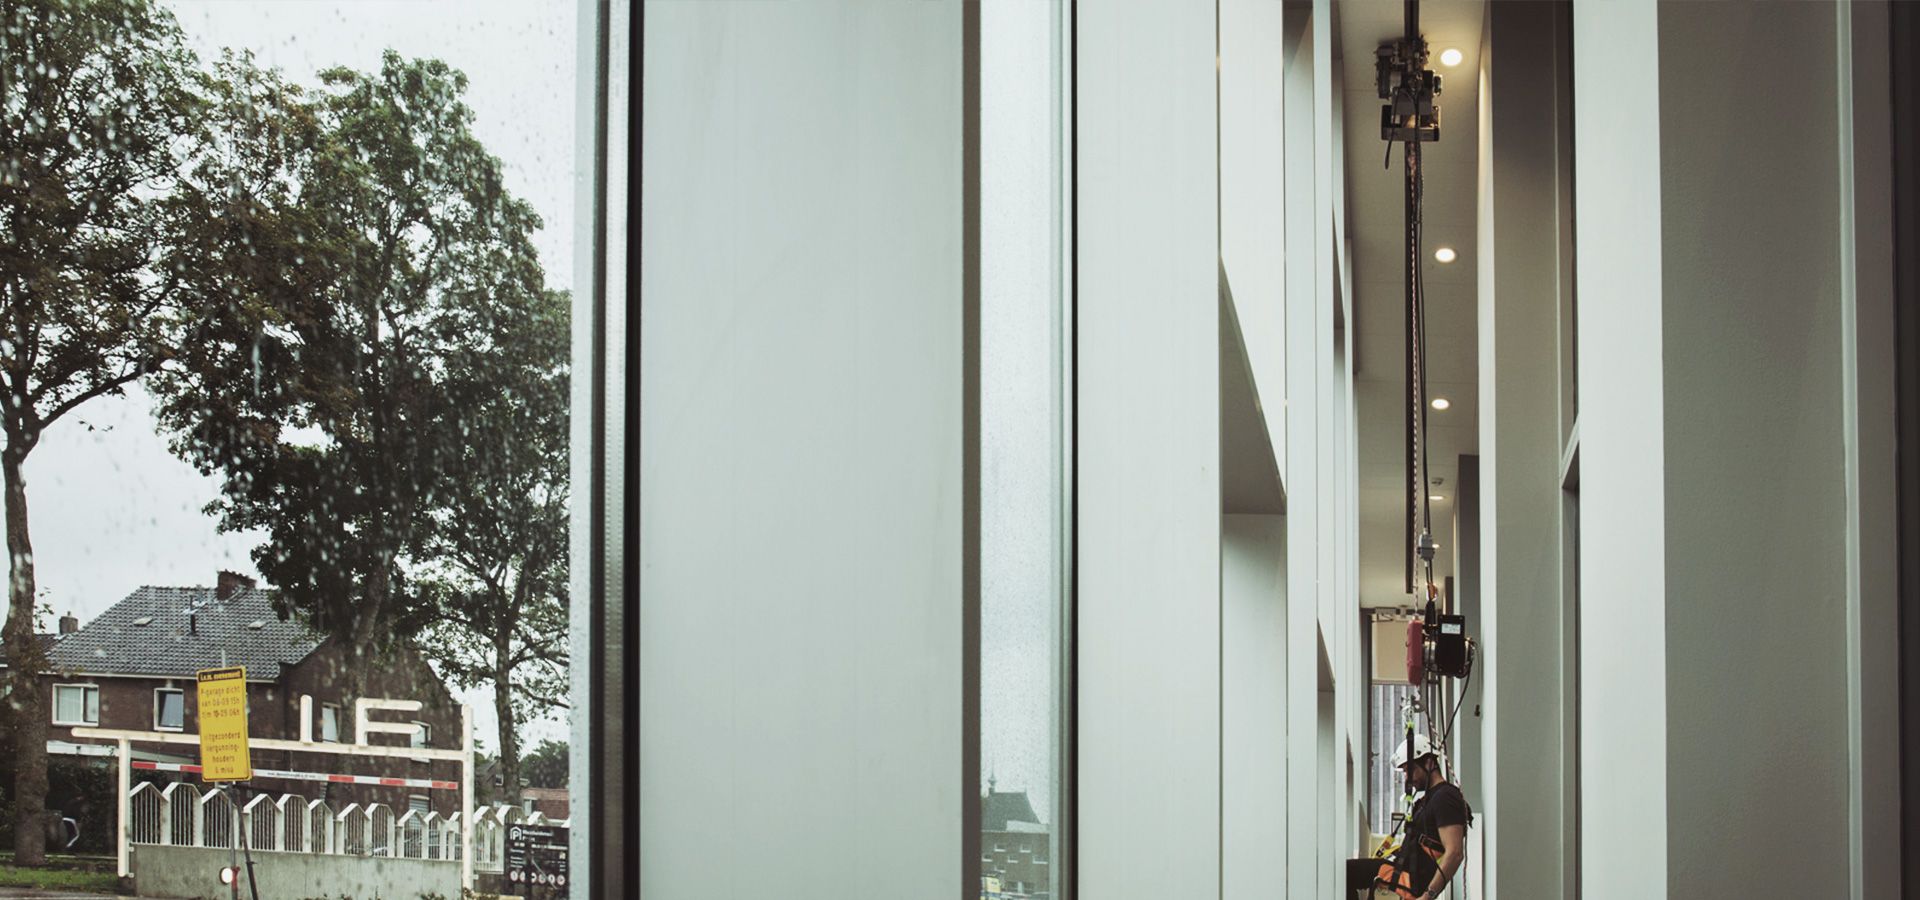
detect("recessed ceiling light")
(1429, 494), (1447, 502)
(1434, 247), (1458, 264)
(1431, 397), (1451, 410)
(1439, 48), (1464, 67)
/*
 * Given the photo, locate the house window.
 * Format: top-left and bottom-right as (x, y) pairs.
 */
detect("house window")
(409, 795), (430, 815)
(320, 704), (341, 743)
(409, 720), (433, 763)
(53, 684), (99, 726)
(154, 688), (185, 731)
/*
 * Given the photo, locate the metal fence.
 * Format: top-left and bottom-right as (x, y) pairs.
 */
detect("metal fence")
(127, 784), (567, 870)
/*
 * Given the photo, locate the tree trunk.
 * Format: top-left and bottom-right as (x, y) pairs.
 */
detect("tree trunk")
(334, 564), (391, 710)
(493, 638), (521, 804)
(3, 450), (47, 866)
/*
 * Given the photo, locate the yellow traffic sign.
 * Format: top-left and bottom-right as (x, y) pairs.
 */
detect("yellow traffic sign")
(196, 666), (252, 782)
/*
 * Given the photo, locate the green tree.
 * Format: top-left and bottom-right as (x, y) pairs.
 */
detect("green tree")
(0, 0), (203, 864)
(417, 286), (569, 802)
(153, 51), (551, 698)
(519, 739), (569, 791)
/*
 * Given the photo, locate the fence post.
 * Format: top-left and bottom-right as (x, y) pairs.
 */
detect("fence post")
(461, 703), (473, 892)
(116, 738), (130, 878)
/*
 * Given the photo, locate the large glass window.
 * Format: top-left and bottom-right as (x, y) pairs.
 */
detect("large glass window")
(980, 1), (1070, 898)
(0, 0), (597, 883)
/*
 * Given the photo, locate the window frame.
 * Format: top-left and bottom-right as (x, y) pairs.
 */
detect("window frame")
(409, 719), (432, 763)
(52, 682), (100, 727)
(153, 687), (185, 732)
(320, 703), (341, 743)
(573, 0), (630, 892)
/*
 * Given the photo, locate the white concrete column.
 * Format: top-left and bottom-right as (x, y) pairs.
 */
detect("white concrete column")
(1281, 3), (1327, 897)
(1223, 515), (1287, 900)
(1076, 0), (1221, 893)
(1476, 3), (1572, 896)
(1570, 0), (1668, 895)
(639, 3), (965, 895)
(1655, 2), (1885, 895)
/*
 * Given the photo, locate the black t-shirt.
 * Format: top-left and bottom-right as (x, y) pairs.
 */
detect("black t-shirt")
(1394, 781), (1469, 889)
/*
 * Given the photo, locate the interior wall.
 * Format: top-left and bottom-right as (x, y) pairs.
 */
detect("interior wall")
(1222, 514), (1287, 900)
(1280, 5), (1324, 897)
(1568, 1), (1670, 895)
(1895, 1), (1920, 887)
(1477, 3), (1570, 896)
(1452, 455), (1481, 806)
(1076, 0), (1222, 894)
(1221, 0), (1288, 483)
(1841, 3), (1902, 895)
(1656, 3), (1852, 894)
(637, 4), (964, 895)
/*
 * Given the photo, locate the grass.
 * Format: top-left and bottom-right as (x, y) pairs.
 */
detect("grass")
(0, 852), (119, 893)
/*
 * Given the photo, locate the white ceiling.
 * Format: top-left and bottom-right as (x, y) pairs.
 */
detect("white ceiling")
(1336, 0), (1485, 608)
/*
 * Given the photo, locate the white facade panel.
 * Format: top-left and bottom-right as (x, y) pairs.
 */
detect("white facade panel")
(1281, 4), (1322, 895)
(1222, 515), (1287, 900)
(1477, 4), (1571, 896)
(1570, 0), (1669, 896)
(1221, 0), (1289, 483)
(638, 4), (964, 896)
(1656, 3), (1859, 894)
(1076, 0), (1222, 896)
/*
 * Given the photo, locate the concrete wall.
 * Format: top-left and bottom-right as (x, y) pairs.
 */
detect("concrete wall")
(1569, 3), (1900, 896)
(132, 844), (456, 900)
(1452, 455), (1481, 806)
(1076, 0), (1220, 893)
(1570, 1), (1669, 895)
(1656, 3), (1851, 894)
(1280, 5), (1316, 894)
(638, 3), (964, 896)
(1477, 3), (1572, 896)
(1222, 514), (1286, 900)
(1221, 0), (1288, 482)
(1280, 3), (1335, 896)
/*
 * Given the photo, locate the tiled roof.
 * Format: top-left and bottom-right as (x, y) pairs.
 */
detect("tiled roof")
(983, 790), (1042, 831)
(48, 586), (321, 680)
(0, 633), (55, 668)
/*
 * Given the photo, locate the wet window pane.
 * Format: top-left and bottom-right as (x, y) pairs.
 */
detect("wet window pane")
(1370, 681), (1430, 835)
(981, 2), (1066, 898)
(0, 0), (585, 890)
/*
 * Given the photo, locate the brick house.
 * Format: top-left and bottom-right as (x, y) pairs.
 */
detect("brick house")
(981, 787), (1052, 899)
(36, 572), (464, 816)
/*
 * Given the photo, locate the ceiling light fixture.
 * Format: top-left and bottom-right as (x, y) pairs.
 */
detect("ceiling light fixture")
(1434, 247), (1457, 264)
(1439, 48), (1464, 67)
(1431, 397), (1450, 410)
(1430, 494), (1446, 502)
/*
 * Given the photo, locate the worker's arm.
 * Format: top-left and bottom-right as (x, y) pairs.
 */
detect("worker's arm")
(1417, 823), (1465, 900)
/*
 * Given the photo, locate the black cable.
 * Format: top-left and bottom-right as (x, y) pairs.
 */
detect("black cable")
(1437, 658), (1473, 777)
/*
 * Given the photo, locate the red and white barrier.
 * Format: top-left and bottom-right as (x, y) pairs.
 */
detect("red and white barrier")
(131, 759), (459, 792)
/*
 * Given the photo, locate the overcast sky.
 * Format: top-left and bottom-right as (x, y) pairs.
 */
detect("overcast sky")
(8, 0), (579, 753)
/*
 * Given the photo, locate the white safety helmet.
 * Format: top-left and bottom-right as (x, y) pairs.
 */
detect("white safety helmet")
(1392, 734), (1442, 770)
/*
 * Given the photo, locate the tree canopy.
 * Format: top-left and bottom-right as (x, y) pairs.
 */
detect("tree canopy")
(0, 0), (207, 865)
(153, 50), (553, 675)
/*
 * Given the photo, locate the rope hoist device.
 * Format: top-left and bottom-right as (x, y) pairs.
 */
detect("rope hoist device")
(1355, 6), (1480, 899)
(1376, 0), (1473, 724)
(1364, 4), (1478, 894)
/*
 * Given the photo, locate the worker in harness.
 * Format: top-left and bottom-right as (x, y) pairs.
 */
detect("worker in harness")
(1388, 734), (1468, 899)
